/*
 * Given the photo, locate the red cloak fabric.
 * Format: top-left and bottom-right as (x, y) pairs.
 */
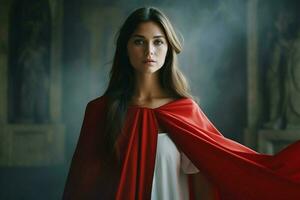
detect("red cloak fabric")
(63, 96), (300, 200)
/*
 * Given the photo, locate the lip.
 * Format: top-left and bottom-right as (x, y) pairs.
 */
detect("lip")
(143, 59), (156, 63)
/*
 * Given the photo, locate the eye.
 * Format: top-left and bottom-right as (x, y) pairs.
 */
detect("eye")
(133, 39), (144, 45)
(154, 39), (164, 46)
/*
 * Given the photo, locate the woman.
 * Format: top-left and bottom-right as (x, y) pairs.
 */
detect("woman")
(63, 7), (300, 200)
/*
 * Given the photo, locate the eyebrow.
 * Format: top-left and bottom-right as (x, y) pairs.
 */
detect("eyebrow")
(131, 34), (165, 39)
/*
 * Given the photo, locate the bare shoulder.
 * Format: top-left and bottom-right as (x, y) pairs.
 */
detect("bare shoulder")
(158, 96), (179, 104)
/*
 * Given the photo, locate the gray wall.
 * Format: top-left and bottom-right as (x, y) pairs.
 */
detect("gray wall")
(6, 0), (300, 199)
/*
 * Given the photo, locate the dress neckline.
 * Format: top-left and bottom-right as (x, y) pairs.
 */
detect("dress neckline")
(128, 98), (187, 110)
(158, 132), (167, 135)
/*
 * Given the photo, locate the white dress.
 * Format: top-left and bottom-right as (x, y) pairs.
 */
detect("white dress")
(151, 133), (199, 200)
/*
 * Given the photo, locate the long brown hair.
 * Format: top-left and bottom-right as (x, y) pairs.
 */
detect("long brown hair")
(103, 7), (194, 154)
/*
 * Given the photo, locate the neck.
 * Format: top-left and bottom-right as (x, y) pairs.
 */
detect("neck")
(132, 72), (166, 100)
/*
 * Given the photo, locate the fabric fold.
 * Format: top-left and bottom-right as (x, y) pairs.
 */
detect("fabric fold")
(63, 96), (300, 200)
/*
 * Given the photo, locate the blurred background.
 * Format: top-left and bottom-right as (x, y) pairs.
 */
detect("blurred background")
(0, 0), (300, 199)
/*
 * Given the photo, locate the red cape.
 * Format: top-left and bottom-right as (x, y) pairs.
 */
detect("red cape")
(63, 96), (300, 200)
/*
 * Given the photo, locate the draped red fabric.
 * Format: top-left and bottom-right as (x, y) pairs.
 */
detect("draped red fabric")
(63, 96), (300, 200)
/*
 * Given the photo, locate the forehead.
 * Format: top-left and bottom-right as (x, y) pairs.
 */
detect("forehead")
(132, 21), (166, 38)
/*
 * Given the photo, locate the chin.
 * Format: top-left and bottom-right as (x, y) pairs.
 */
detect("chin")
(133, 64), (163, 75)
(147, 66), (162, 73)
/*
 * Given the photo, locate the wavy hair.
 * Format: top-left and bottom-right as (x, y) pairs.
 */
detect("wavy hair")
(103, 7), (194, 155)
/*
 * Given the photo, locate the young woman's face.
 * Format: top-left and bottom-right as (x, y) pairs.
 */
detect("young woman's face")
(127, 21), (169, 74)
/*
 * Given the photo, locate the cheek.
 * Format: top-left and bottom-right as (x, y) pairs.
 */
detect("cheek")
(127, 47), (144, 68)
(128, 47), (143, 59)
(128, 48), (138, 61)
(158, 47), (168, 61)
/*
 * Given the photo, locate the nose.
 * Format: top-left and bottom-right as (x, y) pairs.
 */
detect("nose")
(145, 42), (154, 56)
